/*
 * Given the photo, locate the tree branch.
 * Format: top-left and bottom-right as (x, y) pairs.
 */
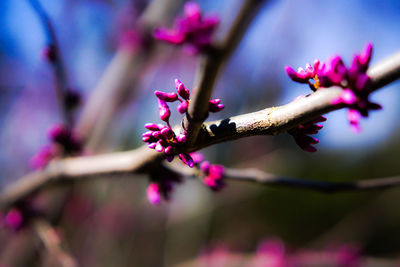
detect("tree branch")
(191, 51), (400, 150)
(223, 168), (400, 193)
(28, 0), (73, 126)
(1, 49), (400, 209)
(183, 0), (268, 146)
(33, 219), (78, 267)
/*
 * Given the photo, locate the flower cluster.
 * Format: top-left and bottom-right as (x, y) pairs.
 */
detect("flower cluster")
(153, 1), (219, 54)
(143, 79), (224, 167)
(200, 161), (225, 191)
(191, 152), (225, 191)
(30, 124), (82, 169)
(285, 43), (381, 132)
(146, 168), (183, 205)
(288, 115), (326, 153)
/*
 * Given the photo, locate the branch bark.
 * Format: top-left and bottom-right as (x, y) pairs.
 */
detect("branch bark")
(223, 168), (400, 193)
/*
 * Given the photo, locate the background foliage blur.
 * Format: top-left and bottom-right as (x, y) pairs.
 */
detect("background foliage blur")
(1, 0), (400, 266)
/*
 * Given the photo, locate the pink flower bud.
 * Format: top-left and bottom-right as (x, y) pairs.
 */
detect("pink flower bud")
(161, 127), (174, 139)
(184, 1), (202, 20)
(147, 183), (161, 205)
(208, 165), (224, 179)
(164, 146), (173, 155)
(5, 208), (23, 230)
(208, 102), (224, 113)
(179, 153), (194, 168)
(175, 79), (190, 100)
(200, 161), (210, 172)
(177, 101), (189, 114)
(177, 134), (187, 143)
(148, 143), (157, 149)
(157, 99), (171, 122)
(155, 91), (179, 102)
(190, 152), (204, 164)
(145, 123), (161, 131)
(152, 131), (162, 139)
(155, 140), (164, 152)
(341, 89), (357, 105)
(166, 155), (174, 162)
(359, 42), (373, 68)
(209, 99), (221, 105)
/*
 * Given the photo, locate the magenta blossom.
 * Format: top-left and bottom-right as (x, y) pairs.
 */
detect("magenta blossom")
(143, 79), (224, 167)
(251, 239), (286, 267)
(153, 1), (219, 54)
(288, 115), (326, 152)
(335, 244), (362, 267)
(146, 168), (182, 205)
(188, 152), (226, 191)
(286, 43), (380, 132)
(1, 208), (24, 231)
(200, 161), (225, 191)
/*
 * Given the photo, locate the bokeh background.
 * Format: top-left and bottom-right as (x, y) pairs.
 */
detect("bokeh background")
(1, 0), (400, 266)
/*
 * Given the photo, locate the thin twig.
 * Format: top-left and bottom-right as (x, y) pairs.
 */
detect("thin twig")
(33, 219), (78, 267)
(28, 0), (73, 126)
(183, 0), (268, 146)
(1, 49), (400, 210)
(166, 163), (400, 193)
(223, 168), (400, 193)
(192, 51), (400, 150)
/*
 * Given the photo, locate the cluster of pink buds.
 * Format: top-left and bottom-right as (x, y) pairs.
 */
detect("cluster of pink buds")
(191, 152), (225, 191)
(288, 116), (326, 152)
(285, 43), (381, 132)
(146, 168), (182, 205)
(30, 124), (82, 169)
(200, 161), (225, 191)
(142, 123), (187, 163)
(143, 79), (224, 167)
(153, 1), (219, 54)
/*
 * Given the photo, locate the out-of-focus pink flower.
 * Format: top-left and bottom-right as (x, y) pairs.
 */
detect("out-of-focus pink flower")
(29, 145), (58, 169)
(288, 116), (326, 152)
(119, 29), (146, 52)
(200, 161), (225, 191)
(4, 208), (24, 231)
(146, 168), (182, 205)
(153, 1), (219, 54)
(147, 183), (161, 205)
(335, 244), (362, 267)
(30, 124), (82, 169)
(198, 244), (231, 267)
(190, 152), (204, 164)
(251, 239), (286, 267)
